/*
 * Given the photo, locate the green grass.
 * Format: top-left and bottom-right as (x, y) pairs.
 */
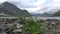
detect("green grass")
(19, 17), (43, 34)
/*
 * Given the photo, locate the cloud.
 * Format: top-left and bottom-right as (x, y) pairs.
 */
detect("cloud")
(7, 0), (46, 13)
(11, 0), (45, 8)
(0, 0), (60, 14)
(34, 0), (60, 14)
(0, 0), (46, 13)
(0, 0), (7, 3)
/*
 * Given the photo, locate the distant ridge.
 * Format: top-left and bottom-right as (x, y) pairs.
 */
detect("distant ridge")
(0, 2), (31, 17)
(53, 10), (60, 16)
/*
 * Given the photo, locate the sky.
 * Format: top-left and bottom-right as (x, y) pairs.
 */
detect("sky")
(0, 0), (60, 14)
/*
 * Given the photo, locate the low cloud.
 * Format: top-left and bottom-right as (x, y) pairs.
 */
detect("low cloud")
(0, 0), (60, 14)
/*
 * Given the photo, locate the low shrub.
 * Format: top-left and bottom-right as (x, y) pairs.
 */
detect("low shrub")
(20, 17), (43, 34)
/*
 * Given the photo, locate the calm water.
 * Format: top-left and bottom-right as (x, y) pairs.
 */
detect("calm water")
(33, 17), (60, 20)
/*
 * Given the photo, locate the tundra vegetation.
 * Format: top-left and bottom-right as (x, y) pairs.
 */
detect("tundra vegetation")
(0, 17), (44, 34)
(19, 17), (43, 34)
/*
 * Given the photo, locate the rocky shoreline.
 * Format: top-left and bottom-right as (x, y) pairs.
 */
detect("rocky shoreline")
(39, 19), (60, 34)
(0, 18), (24, 34)
(0, 18), (60, 34)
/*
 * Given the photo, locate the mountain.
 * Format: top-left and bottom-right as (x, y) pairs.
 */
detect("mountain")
(0, 2), (31, 17)
(53, 10), (60, 16)
(32, 9), (60, 17)
(32, 12), (53, 17)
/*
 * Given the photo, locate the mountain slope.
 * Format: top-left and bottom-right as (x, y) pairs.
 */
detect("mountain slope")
(53, 10), (60, 16)
(0, 2), (31, 17)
